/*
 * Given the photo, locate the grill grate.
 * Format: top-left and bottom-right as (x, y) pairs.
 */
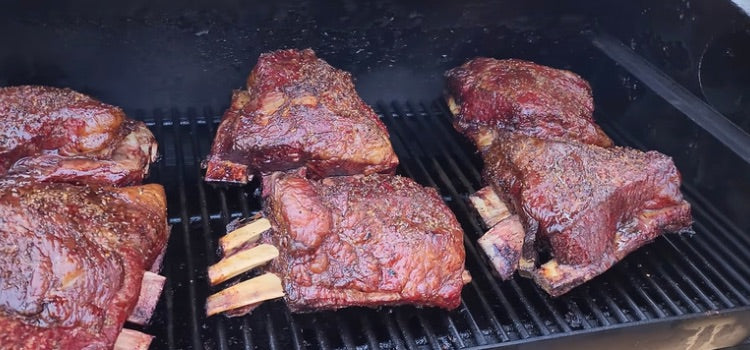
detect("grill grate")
(139, 100), (750, 349)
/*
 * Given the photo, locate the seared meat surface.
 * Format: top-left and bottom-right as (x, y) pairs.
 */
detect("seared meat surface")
(261, 171), (465, 311)
(445, 58), (612, 149)
(0, 85), (166, 347)
(445, 58), (692, 296)
(483, 133), (692, 295)
(0, 183), (168, 349)
(0, 86), (157, 186)
(205, 49), (398, 183)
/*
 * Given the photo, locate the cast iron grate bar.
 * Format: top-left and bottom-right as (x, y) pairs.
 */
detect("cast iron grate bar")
(659, 240), (729, 309)
(600, 121), (750, 305)
(674, 228), (750, 304)
(430, 100), (637, 330)
(358, 314), (381, 349)
(142, 100), (750, 349)
(600, 122), (750, 312)
(688, 220), (750, 286)
(393, 310), (419, 349)
(397, 102), (571, 337)
(432, 96), (615, 334)
(164, 109), (204, 350)
(428, 100), (598, 335)
(381, 311), (408, 349)
(411, 101), (575, 336)
(236, 190), (257, 350)
(579, 287), (610, 326)
(683, 187), (750, 249)
(142, 110), (177, 350)
(409, 126), (511, 343)
(615, 262), (667, 319)
(567, 299), (594, 329)
(377, 102), (535, 340)
(264, 313), (280, 350)
(335, 313), (357, 349)
(312, 315), (332, 349)
(443, 306), (469, 347)
(378, 105), (511, 343)
(394, 102), (556, 337)
(395, 102), (555, 338)
(189, 108), (230, 350)
(392, 103), (549, 342)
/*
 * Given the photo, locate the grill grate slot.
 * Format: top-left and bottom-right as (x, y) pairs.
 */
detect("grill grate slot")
(601, 123), (750, 307)
(358, 313), (382, 349)
(167, 109), (205, 350)
(139, 100), (750, 349)
(393, 102), (560, 338)
(378, 103), (534, 340)
(144, 110), (178, 349)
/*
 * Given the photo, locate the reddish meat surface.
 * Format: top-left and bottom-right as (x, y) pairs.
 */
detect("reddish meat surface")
(205, 49), (398, 183)
(445, 59), (692, 296)
(445, 58), (612, 149)
(261, 171), (466, 311)
(0, 86), (157, 186)
(482, 133), (692, 296)
(0, 183), (168, 349)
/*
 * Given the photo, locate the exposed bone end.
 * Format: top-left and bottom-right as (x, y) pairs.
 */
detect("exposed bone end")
(517, 257), (536, 278)
(204, 159), (251, 184)
(220, 218), (272, 256)
(208, 244), (279, 286)
(231, 89), (252, 110)
(533, 260), (583, 297)
(259, 91), (287, 117)
(474, 129), (498, 151)
(206, 273), (285, 317)
(539, 260), (561, 279)
(110, 120), (158, 180)
(128, 271), (166, 325)
(150, 223), (171, 273)
(446, 95), (461, 116)
(532, 255), (616, 297)
(470, 187), (511, 228)
(131, 121), (159, 164)
(291, 95), (318, 107)
(445, 95), (496, 150)
(149, 240), (168, 273)
(461, 270), (472, 284)
(478, 215), (525, 280)
(115, 329), (153, 350)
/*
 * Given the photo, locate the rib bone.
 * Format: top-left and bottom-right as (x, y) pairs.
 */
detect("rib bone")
(206, 273), (284, 317)
(149, 223), (171, 273)
(127, 271), (166, 325)
(446, 95), (496, 149)
(446, 95), (460, 116)
(220, 218), (271, 256)
(208, 243), (279, 285)
(469, 186), (510, 228)
(115, 329), (153, 350)
(478, 215), (525, 280)
(462, 270), (472, 284)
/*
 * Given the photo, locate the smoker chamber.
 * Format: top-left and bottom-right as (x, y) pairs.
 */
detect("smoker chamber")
(1, 0), (750, 349)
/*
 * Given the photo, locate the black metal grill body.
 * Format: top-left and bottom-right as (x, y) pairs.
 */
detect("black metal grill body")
(1, 1), (749, 349)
